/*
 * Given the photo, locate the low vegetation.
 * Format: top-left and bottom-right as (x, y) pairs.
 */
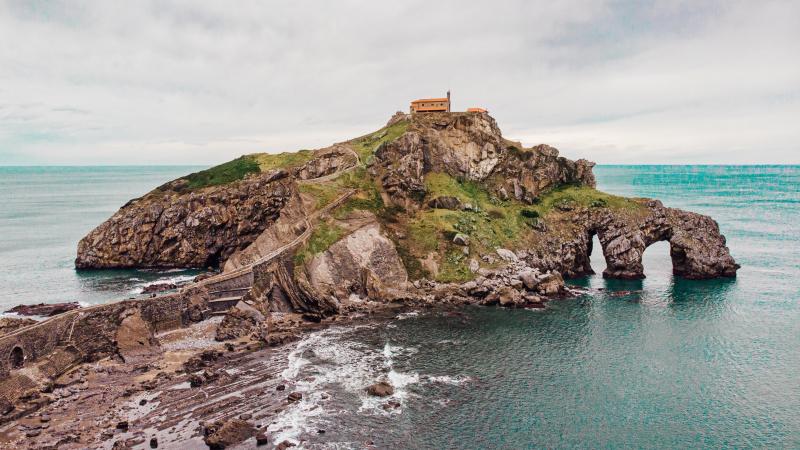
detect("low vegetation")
(294, 219), (345, 264)
(251, 150), (315, 171)
(180, 156), (261, 191)
(350, 120), (409, 164)
(298, 183), (345, 210)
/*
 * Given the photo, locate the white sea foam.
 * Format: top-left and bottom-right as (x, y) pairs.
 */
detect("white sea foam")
(426, 374), (472, 385)
(395, 310), (421, 320)
(133, 274), (195, 294)
(269, 324), (423, 442)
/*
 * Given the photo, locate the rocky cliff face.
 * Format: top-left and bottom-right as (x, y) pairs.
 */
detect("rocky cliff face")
(371, 112), (595, 208)
(76, 111), (737, 286)
(521, 199), (739, 280)
(76, 170), (294, 269)
(304, 218), (408, 302)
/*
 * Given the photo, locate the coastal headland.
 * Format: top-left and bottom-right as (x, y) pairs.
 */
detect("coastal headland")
(0, 111), (738, 448)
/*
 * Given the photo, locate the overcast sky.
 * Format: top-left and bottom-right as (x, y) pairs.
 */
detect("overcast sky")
(1, 0), (798, 165)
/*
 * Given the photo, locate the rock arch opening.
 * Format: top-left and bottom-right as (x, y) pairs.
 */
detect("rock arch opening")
(641, 240), (672, 278)
(9, 346), (24, 369)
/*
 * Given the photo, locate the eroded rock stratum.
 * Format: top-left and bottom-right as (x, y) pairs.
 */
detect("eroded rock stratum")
(75, 111), (737, 283)
(0, 111), (739, 434)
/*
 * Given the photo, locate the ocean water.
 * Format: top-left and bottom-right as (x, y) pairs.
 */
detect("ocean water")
(267, 165), (800, 449)
(1, 165), (798, 447)
(0, 166), (202, 311)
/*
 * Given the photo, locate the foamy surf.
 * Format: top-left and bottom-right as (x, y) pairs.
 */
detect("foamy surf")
(268, 324), (423, 444)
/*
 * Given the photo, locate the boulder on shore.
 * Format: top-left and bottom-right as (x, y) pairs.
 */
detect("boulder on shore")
(203, 419), (255, 450)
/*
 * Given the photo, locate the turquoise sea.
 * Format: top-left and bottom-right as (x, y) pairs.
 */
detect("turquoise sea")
(0, 166), (202, 311)
(1, 165), (799, 448)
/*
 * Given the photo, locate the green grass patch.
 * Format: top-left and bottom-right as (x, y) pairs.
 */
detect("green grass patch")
(351, 120), (409, 164)
(294, 220), (345, 265)
(437, 247), (473, 283)
(394, 241), (429, 281)
(252, 149), (315, 171)
(179, 156), (261, 191)
(424, 172), (483, 205)
(534, 185), (643, 214)
(298, 183), (344, 210)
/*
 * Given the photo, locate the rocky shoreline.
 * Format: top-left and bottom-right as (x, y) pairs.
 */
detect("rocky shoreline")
(0, 288), (572, 449)
(0, 111), (738, 448)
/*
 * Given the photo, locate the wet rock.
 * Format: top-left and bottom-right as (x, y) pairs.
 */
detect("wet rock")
(383, 400), (401, 410)
(188, 373), (205, 388)
(256, 432), (269, 446)
(215, 301), (267, 342)
(276, 440), (296, 450)
(203, 419), (256, 450)
(287, 392), (303, 403)
(276, 384), (286, 391)
(150, 437), (158, 448)
(116, 421), (129, 431)
(536, 272), (564, 296)
(141, 282), (177, 294)
(5, 302), (80, 317)
(366, 382), (394, 397)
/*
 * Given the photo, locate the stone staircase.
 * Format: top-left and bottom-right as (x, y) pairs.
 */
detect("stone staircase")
(207, 287), (249, 316)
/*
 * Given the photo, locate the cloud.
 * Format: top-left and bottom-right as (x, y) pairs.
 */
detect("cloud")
(0, 0), (798, 165)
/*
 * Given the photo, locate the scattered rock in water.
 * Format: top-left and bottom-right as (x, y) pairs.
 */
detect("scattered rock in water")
(256, 432), (269, 446)
(149, 437), (158, 448)
(5, 302), (80, 317)
(141, 282), (177, 294)
(382, 400), (401, 410)
(366, 382), (394, 397)
(115, 421), (129, 431)
(276, 384), (286, 391)
(287, 392), (303, 403)
(203, 419), (256, 450)
(276, 440), (296, 450)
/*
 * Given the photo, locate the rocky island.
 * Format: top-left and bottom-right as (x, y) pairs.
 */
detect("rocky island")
(0, 111), (738, 448)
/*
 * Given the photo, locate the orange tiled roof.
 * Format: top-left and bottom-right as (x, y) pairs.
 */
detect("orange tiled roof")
(413, 106), (449, 112)
(411, 98), (449, 103)
(467, 107), (487, 113)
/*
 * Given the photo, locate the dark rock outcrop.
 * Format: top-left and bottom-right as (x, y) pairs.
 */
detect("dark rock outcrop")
(203, 418), (255, 449)
(75, 170), (294, 269)
(371, 112), (595, 208)
(366, 381), (394, 397)
(522, 199), (739, 280)
(5, 302), (81, 317)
